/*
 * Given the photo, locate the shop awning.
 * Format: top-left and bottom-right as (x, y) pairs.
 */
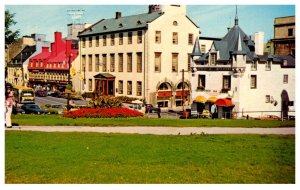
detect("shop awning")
(207, 96), (217, 103)
(215, 98), (234, 107)
(194, 96), (206, 103)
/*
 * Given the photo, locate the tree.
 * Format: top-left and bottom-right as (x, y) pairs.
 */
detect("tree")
(5, 10), (20, 45)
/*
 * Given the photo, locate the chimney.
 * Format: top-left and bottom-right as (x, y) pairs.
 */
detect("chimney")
(115, 12), (121, 19)
(54, 31), (62, 42)
(66, 40), (72, 56)
(148, 5), (154, 13)
(51, 42), (57, 56)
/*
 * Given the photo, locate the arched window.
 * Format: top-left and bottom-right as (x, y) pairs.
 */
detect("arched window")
(173, 21), (178, 26)
(159, 83), (171, 90)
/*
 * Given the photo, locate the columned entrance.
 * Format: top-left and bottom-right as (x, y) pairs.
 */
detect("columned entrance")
(94, 73), (115, 96)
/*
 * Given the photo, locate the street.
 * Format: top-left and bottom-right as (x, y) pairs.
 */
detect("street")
(34, 96), (88, 107)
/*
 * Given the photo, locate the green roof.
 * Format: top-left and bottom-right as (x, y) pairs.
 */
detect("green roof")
(79, 11), (163, 37)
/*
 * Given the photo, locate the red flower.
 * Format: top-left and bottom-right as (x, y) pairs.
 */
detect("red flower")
(63, 108), (143, 118)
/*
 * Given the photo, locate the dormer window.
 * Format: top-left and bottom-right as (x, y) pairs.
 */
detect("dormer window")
(103, 26), (107, 30)
(119, 23), (123, 28)
(137, 20), (142, 25)
(173, 21), (178, 26)
(266, 61), (271, 71)
(210, 53), (217, 65)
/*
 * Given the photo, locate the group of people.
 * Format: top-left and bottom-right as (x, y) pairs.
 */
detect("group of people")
(5, 85), (15, 128)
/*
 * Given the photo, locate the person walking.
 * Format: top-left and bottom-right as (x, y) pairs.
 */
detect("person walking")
(5, 87), (15, 128)
(210, 103), (217, 119)
(156, 104), (161, 118)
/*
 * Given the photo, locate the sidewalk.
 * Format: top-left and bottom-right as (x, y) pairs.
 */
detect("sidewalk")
(5, 126), (295, 135)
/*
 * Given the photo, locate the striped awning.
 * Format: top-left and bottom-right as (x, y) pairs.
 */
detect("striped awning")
(207, 96), (218, 103)
(194, 96), (206, 103)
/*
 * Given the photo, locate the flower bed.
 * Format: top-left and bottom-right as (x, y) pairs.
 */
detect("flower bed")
(63, 107), (144, 118)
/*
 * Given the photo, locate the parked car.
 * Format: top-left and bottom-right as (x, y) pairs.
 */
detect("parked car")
(21, 104), (49, 114)
(51, 90), (65, 98)
(12, 106), (25, 114)
(36, 90), (47, 97)
(145, 104), (159, 113)
(40, 104), (64, 114)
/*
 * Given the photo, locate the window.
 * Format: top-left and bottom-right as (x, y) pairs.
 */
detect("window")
(172, 53), (178, 72)
(283, 74), (288, 84)
(110, 54), (115, 72)
(265, 95), (270, 103)
(88, 55), (92, 72)
(172, 32), (178, 44)
(173, 21), (178, 26)
(128, 32), (132, 44)
(266, 61), (271, 71)
(155, 31), (161, 43)
(137, 52), (142, 73)
(118, 53), (123, 72)
(187, 54), (191, 71)
(188, 34), (193, 45)
(155, 52), (161, 72)
(127, 53), (132, 72)
(82, 38), (86, 48)
(119, 33), (123, 45)
(102, 54), (107, 72)
(118, 80), (123, 94)
(136, 81), (142, 96)
(250, 75), (257, 89)
(222, 75), (231, 91)
(201, 44), (206, 53)
(96, 36), (99, 47)
(288, 28), (294, 36)
(251, 61), (257, 71)
(88, 79), (92, 91)
(88, 37), (92, 47)
(127, 81), (132, 95)
(111, 34), (115, 46)
(210, 53), (216, 65)
(137, 31), (142, 44)
(197, 75), (205, 90)
(103, 35), (107, 46)
(95, 54), (99, 72)
(82, 55), (86, 71)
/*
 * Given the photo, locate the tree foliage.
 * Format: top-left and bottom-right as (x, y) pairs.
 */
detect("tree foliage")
(5, 10), (20, 45)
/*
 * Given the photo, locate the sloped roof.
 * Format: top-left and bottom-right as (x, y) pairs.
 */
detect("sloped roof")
(191, 37), (201, 56)
(79, 11), (163, 37)
(30, 50), (51, 60)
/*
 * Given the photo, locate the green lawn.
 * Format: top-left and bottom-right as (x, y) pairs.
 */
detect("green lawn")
(5, 131), (295, 184)
(11, 114), (295, 128)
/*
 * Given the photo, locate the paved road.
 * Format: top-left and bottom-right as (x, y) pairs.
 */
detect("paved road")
(35, 96), (87, 106)
(5, 126), (295, 135)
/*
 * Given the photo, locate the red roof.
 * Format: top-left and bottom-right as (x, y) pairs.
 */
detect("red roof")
(30, 51), (51, 60)
(215, 98), (234, 107)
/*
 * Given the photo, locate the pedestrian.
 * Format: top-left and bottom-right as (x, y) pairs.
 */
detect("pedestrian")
(146, 104), (150, 113)
(210, 103), (217, 119)
(157, 104), (161, 118)
(5, 86), (15, 128)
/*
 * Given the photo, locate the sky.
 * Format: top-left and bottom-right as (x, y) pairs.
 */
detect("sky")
(4, 3), (295, 43)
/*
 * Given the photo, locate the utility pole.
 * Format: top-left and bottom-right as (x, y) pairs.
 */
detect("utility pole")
(180, 69), (189, 112)
(67, 53), (73, 111)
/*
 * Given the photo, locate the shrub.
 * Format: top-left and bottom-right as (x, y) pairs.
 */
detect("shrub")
(63, 107), (144, 118)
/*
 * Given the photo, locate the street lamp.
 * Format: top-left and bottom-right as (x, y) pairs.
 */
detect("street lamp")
(66, 53), (73, 111)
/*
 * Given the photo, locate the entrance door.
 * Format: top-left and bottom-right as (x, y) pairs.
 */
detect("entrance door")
(108, 80), (114, 96)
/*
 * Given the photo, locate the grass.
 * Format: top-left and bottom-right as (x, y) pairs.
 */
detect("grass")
(5, 131), (295, 184)
(11, 114), (295, 128)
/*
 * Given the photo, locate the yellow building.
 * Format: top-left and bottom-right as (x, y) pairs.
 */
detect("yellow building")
(76, 5), (199, 109)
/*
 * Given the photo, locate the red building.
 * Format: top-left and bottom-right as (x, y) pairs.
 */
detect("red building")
(28, 32), (78, 91)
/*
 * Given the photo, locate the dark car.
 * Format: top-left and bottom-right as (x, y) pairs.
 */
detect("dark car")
(12, 106), (25, 114)
(51, 90), (65, 98)
(36, 90), (47, 97)
(21, 104), (49, 114)
(145, 104), (159, 113)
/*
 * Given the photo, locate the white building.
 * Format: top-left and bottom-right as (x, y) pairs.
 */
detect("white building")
(191, 14), (295, 119)
(76, 5), (199, 109)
